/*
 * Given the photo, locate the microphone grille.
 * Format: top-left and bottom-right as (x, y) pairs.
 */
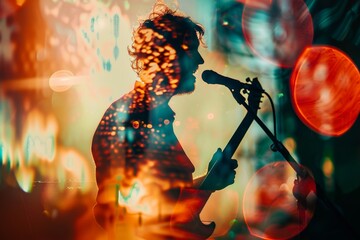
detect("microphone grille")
(201, 70), (217, 84)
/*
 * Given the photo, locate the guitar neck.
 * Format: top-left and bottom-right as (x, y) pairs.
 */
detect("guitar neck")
(223, 109), (258, 160)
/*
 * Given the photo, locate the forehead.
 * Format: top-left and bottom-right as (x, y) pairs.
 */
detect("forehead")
(182, 30), (200, 49)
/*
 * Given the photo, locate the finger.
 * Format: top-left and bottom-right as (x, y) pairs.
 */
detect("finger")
(213, 148), (223, 158)
(231, 159), (238, 169)
(210, 149), (223, 167)
(222, 159), (237, 171)
(220, 168), (229, 177)
(225, 171), (236, 182)
(227, 171), (236, 184)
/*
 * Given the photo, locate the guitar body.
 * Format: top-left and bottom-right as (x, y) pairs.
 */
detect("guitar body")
(135, 188), (214, 240)
(171, 188), (215, 239)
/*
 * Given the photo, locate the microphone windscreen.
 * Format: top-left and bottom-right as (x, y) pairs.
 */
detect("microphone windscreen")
(201, 70), (218, 84)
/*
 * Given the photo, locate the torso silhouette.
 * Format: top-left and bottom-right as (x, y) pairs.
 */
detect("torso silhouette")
(92, 84), (203, 239)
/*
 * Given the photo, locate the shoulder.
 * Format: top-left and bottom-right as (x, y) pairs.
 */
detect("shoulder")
(92, 93), (130, 137)
(97, 89), (152, 131)
(102, 92), (134, 123)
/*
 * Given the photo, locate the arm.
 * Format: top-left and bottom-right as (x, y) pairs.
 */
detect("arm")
(193, 174), (207, 189)
(193, 148), (238, 191)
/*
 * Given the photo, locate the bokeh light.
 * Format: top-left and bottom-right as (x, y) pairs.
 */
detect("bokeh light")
(243, 161), (316, 240)
(290, 46), (360, 136)
(0, 0), (26, 18)
(49, 70), (75, 92)
(242, 0), (313, 68)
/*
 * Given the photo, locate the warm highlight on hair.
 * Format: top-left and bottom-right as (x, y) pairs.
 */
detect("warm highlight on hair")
(128, 3), (205, 76)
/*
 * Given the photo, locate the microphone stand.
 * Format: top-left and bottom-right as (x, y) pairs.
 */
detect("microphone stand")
(230, 84), (359, 239)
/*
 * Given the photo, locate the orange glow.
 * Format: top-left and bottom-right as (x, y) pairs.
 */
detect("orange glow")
(283, 137), (296, 154)
(60, 148), (92, 193)
(242, 0), (313, 68)
(16, 0), (26, 6)
(290, 46), (360, 136)
(0, 0), (25, 18)
(322, 157), (334, 178)
(243, 161), (316, 239)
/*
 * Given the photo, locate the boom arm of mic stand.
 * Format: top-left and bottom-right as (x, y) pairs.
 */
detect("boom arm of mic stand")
(230, 89), (359, 239)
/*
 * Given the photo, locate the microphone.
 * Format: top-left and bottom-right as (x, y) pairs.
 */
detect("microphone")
(202, 70), (263, 92)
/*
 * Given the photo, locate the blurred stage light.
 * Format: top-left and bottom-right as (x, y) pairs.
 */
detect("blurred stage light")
(290, 46), (360, 136)
(242, 0), (313, 68)
(243, 161), (316, 240)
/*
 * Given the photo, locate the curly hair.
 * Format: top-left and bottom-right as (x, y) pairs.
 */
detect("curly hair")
(128, 2), (205, 79)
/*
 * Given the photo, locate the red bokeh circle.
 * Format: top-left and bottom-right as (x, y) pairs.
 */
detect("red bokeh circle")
(290, 46), (360, 136)
(243, 161), (316, 240)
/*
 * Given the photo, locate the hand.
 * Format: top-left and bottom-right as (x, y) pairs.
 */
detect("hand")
(292, 169), (316, 205)
(201, 148), (238, 191)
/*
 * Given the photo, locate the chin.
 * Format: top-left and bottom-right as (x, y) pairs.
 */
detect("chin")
(175, 76), (196, 94)
(174, 85), (195, 95)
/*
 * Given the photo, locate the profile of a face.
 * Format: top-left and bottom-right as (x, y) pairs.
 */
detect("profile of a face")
(138, 30), (204, 97)
(175, 31), (205, 94)
(129, 9), (205, 100)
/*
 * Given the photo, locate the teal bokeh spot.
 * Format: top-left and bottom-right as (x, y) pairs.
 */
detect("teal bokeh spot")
(114, 14), (120, 38)
(126, 128), (135, 143)
(228, 230), (236, 239)
(25, 136), (32, 165)
(114, 45), (119, 60)
(90, 17), (95, 32)
(81, 30), (90, 44)
(103, 60), (112, 72)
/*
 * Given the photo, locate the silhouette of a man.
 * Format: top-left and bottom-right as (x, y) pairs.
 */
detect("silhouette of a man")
(92, 3), (238, 239)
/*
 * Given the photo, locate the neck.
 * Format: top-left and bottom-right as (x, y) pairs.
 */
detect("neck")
(149, 98), (174, 124)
